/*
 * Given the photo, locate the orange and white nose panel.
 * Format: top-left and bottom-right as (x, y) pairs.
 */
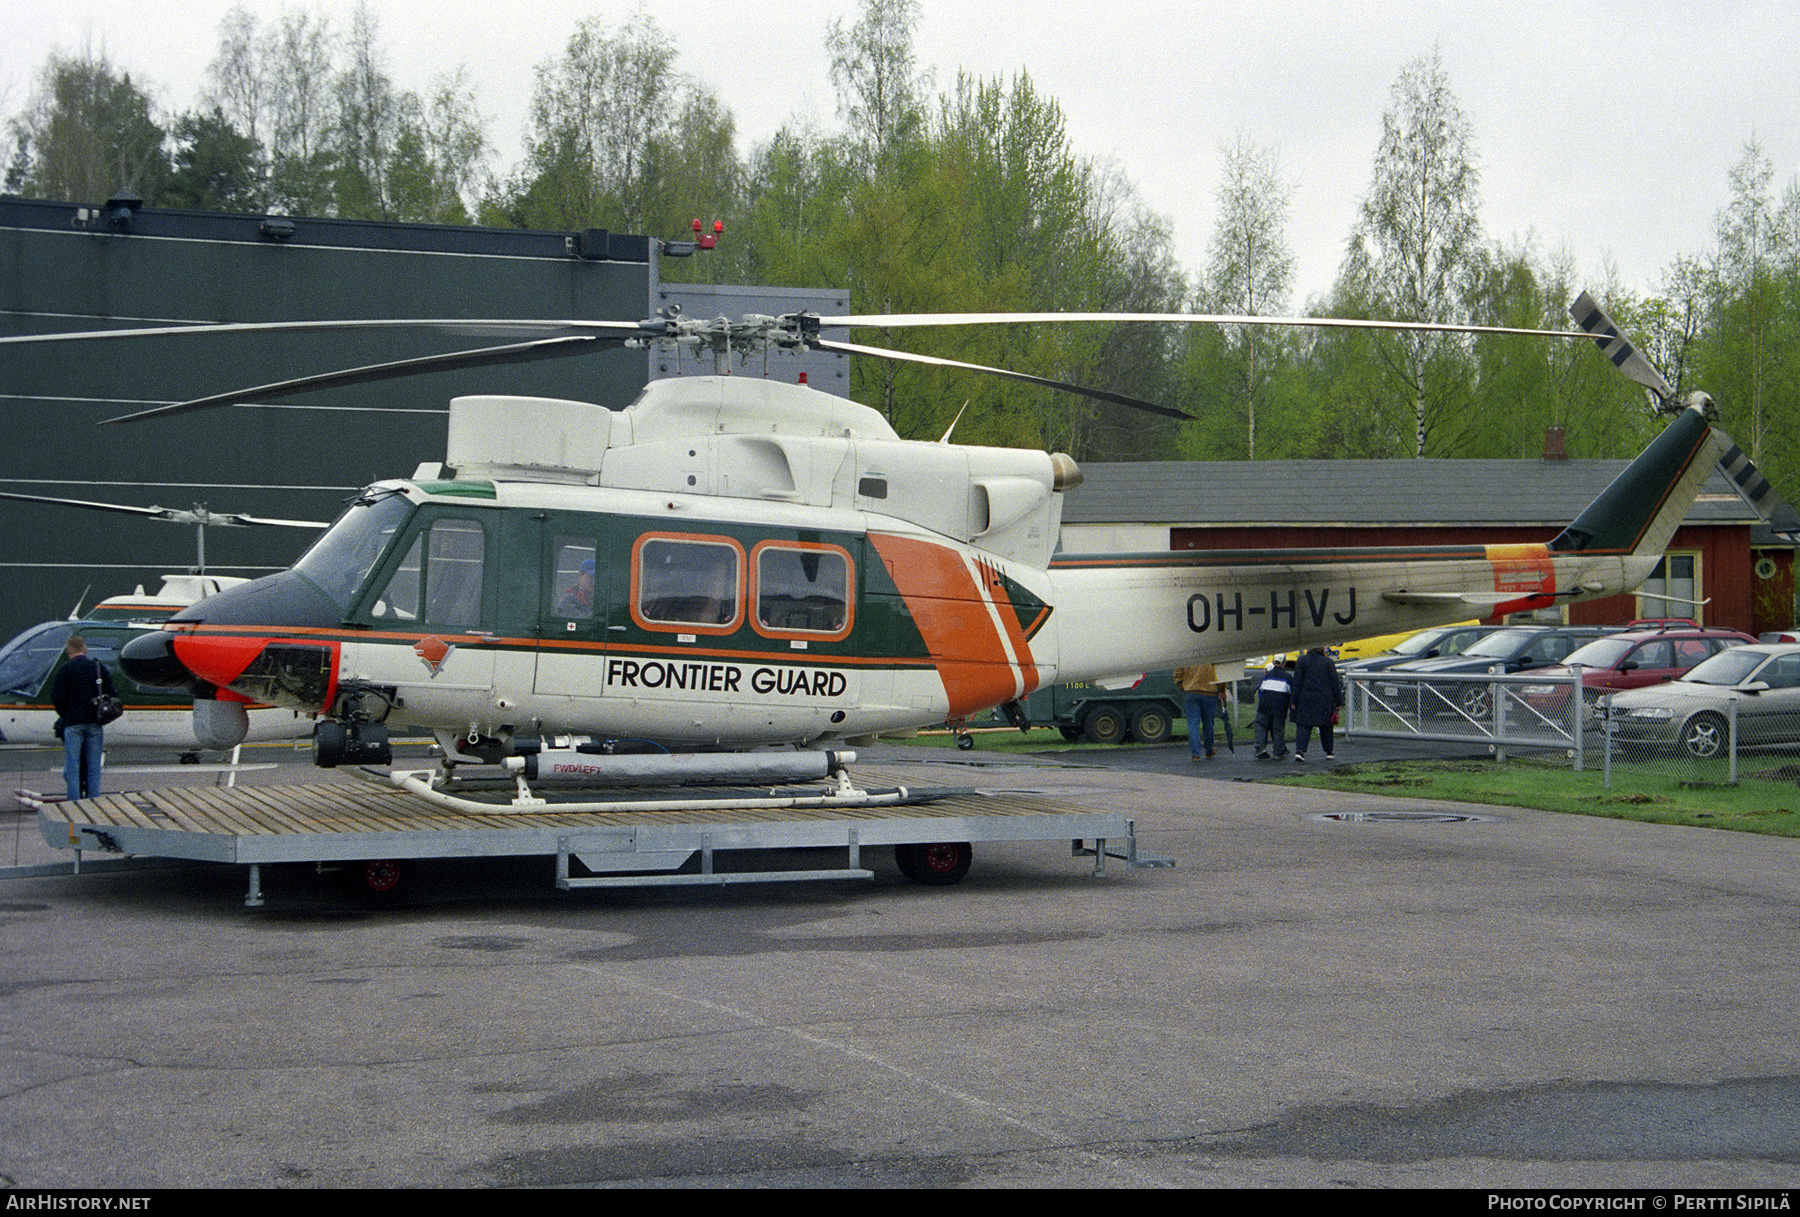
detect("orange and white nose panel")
(174, 630), (340, 711)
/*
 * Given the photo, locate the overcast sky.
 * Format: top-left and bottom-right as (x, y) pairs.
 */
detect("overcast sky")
(3, 0), (1793, 311)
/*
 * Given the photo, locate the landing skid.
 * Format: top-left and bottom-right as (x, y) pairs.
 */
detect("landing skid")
(383, 761), (914, 816)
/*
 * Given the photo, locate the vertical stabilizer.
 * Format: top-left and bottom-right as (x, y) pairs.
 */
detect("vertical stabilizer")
(1547, 404), (1720, 555)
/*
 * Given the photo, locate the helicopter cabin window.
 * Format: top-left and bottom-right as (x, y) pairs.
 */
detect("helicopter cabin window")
(550, 536), (597, 620)
(363, 517), (488, 629)
(752, 542), (853, 641)
(632, 535), (745, 634)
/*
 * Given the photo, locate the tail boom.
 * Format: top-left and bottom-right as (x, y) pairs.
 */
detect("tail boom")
(1044, 404), (1722, 683)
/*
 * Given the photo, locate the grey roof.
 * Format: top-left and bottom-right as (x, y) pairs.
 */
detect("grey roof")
(1062, 459), (1760, 528)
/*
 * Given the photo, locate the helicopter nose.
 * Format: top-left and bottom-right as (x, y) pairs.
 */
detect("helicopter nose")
(120, 569), (346, 711)
(121, 629), (207, 693)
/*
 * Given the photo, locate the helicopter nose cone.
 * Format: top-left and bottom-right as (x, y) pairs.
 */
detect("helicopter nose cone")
(121, 629), (205, 693)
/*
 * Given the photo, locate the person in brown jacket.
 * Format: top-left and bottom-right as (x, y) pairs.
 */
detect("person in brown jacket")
(1173, 663), (1226, 759)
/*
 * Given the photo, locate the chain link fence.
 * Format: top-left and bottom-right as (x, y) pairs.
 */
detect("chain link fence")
(1348, 668), (1800, 791)
(1595, 690), (1800, 789)
(1346, 667), (1592, 766)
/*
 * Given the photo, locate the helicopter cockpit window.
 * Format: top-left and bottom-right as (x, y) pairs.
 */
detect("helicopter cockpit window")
(633, 535), (744, 634)
(363, 517), (487, 629)
(752, 543), (852, 640)
(0, 623), (75, 696)
(295, 490), (414, 614)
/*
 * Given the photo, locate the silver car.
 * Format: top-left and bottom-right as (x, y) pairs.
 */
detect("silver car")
(1607, 644), (1800, 757)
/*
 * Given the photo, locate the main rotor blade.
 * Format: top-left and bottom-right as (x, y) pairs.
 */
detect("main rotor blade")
(0, 491), (180, 519)
(0, 491), (329, 528)
(815, 311), (1592, 341)
(101, 334), (620, 425)
(0, 317), (648, 347)
(220, 512), (334, 529)
(1568, 291), (1677, 403)
(813, 338), (1194, 420)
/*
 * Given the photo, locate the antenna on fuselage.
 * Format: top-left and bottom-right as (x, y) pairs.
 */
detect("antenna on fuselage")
(938, 402), (970, 444)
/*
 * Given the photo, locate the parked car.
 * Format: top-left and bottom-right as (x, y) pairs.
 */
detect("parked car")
(1608, 644), (1800, 757)
(1338, 623), (1506, 676)
(1516, 626), (1756, 721)
(1372, 625), (1615, 718)
(1334, 621), (1478, 663)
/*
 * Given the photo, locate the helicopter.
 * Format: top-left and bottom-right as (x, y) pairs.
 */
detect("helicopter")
(4, 293), (1785, 791)
(0, 496), (326, 756)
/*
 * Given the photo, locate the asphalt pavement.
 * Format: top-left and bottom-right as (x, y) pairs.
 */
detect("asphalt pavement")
(2, 737), (1797, 1188)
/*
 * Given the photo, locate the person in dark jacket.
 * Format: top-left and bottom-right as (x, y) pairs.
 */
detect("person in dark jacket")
(50, 635), (115, 800)
(1253, 662), (1294, 759)
(1290, 646), (1344, 762)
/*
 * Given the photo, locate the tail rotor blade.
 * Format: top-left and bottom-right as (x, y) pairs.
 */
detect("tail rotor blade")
(1714, 429), (1800, 542)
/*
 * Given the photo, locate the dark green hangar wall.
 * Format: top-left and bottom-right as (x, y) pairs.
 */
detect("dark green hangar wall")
(0, 197), (652, 640)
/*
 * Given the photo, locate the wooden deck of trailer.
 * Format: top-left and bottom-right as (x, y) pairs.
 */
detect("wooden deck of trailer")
(32, 764), (1171, 904)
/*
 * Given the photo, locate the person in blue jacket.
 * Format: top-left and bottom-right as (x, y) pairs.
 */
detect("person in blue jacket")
(1254, 662), (1294, 759)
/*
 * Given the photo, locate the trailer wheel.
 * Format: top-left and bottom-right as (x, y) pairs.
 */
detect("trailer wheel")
(342, 858), (414, 906)
(1130, 704), (1172, 745)
(955, 732), (975, 750)
(895, 841), (972, 886)
(1082, 703), (1127, 744)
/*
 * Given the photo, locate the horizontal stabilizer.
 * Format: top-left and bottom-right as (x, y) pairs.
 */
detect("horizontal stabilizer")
(1382, 591), (1518, 607)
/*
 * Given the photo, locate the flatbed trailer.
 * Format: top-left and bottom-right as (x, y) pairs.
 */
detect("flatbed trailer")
(30, 764), (1172, 906)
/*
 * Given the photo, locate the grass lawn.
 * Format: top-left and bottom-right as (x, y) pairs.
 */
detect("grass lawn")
(1266, 757), (1800, 838)
(887, 723), (1800, 839)
(895, 718), (1249, 756)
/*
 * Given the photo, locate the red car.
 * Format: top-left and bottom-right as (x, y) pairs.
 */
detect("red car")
(1519, 626), (1756, 720)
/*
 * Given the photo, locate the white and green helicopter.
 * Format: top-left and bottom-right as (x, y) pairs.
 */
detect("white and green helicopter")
(4, 294), (1784, 801)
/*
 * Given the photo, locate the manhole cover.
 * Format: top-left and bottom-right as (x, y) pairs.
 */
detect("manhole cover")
(1308, 809), (1503, 824)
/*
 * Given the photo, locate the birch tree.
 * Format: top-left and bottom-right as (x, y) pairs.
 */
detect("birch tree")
(1345, 49), (1483, 456)
(12, 49), (168, 203)
(826, 0), (928, 174)
(1702, 141), (1789, 463)
(1204, 139), (1294, 458)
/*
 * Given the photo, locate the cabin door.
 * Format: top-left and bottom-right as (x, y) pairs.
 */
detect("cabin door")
(532, 516), (613, 706)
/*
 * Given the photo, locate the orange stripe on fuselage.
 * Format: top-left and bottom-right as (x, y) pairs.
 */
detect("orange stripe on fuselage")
(973, 555), (1045, 699)
(869, 534), (1039, 719)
